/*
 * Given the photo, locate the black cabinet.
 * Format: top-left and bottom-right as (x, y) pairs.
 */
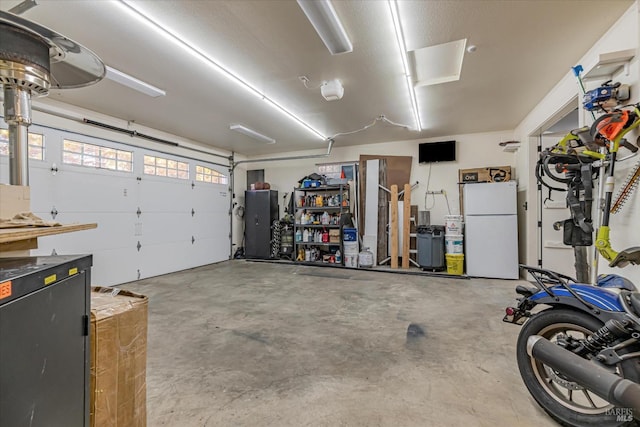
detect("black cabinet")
(244, 190), (279, 259)
(0, 255), (92, 427)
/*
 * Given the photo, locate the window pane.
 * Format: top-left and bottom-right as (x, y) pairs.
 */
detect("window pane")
(64, 140), (82, 153)
(144, 155), (155, 165)
(101, 147), (116, 159)
(84, 144), (100, 156)
(156, 158), (167, 167)
(118, 151), (132, 161)
(28, 146), (43, 160)
(178, 170), (189, 179)
(0, 129), (8, 141)
(28, 133), (43, 147)
(63, 152), (82, 165)
(144, 165), (155, 175)
(156, 167), (167, 177)
(83, 156), (98, 167)
(101, 158), (116, 170)
(179, 162), (189, 171)
(167, 169), (177, 178)
(167, 160), (177, 169)
(118, 161), (132, 172)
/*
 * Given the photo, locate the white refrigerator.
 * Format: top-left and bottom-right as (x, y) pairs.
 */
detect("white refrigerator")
(463, 181), (519, 279)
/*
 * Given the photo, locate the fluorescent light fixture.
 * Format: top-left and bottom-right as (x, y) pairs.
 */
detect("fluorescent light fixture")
(388, 0), (422, 131)
(8, 0), (38, 15)
(115, 0), (326, 141)
(297, 0), (352, 55)
(105, 66), (166, 97)
(230, 124), (275, 144)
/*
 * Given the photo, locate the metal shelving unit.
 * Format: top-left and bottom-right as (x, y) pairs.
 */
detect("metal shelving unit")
(293, 184), (349, 265)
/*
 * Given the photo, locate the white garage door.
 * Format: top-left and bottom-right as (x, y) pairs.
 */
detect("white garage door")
(0, 123), (230, 286)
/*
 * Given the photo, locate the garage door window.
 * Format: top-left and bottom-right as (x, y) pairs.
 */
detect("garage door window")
(195, 165), (228, 184)
(0, 129), (45, 160)
(63, 139), (132, 172)
(144, 155), (189, 179)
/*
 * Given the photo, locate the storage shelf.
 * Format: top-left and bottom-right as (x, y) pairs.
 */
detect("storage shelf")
(295, 224), (340, 228)
(296, 242), (340, 246)
(294, 183), (349, 267)
(295, 260), (344, 266)
(295, 186), (348, 191)
(296, 206), (348, 211)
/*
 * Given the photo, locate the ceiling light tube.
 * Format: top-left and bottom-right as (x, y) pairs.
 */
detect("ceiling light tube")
(388, 0), (422, 131)
(297, 0), (353, 55)
(105, 66), (166, 97)
(115, 0), (326, 141)
(8, 0), (38, 15)
(230, 124), (275, 144)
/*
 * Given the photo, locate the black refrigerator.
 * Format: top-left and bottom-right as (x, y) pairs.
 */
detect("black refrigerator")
(244, 190), (279, 259)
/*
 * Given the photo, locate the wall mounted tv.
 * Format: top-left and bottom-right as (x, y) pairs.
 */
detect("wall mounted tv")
(418, 140), (456, 163)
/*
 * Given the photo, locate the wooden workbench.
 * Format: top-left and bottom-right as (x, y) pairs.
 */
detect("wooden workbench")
(0, 223), (97, 253)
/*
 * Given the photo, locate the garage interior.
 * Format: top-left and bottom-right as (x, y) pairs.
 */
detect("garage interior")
(0, 1), (639, 426)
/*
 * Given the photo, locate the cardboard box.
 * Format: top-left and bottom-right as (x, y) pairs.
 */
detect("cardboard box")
(458, 166), (512, 184)
(329, 229), (340, 243)
(0, 184), (30, 219)
(90, 287), (148, 427)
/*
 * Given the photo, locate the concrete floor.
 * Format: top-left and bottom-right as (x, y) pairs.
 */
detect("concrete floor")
(123, 260), (558, 427)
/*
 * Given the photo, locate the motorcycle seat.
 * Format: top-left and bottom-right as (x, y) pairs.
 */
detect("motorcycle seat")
(609, 246), (640, 268)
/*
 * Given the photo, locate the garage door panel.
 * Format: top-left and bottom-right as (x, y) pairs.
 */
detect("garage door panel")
(191, 185), (229, 211)
(138, 241), (195, 279)
(3, 123), (230, 285)
(53, 170), (137, 213)
(140, 179), (192, 212)
(190, 237), (228, 265)
(90, 248), (140, 286)
(139, 212), (192, 244)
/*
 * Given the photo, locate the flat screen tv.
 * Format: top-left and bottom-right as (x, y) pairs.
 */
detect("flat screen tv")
(419, 140), (456, 163)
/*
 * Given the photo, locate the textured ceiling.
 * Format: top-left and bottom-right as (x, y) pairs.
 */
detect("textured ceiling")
(0, 0), (634, 155)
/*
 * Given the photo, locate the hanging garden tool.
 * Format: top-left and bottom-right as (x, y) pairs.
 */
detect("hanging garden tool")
(611, 160), (640, 214)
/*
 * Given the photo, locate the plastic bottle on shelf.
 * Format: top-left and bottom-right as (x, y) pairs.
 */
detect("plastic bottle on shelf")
(321, 211), (329, 225)
(322, 228), (329, 243)
(295, 229), (302, 243)
(303, 228), (309, 243)
(335, 249), (342, 263)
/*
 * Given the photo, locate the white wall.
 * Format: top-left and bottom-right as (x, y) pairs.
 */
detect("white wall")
(514, 1), (640, 283)
(241, 129), (516, 231)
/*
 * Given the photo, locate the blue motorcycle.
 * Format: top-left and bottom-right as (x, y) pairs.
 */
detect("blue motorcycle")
(505, 97), (640, 426)
(505, 267), (640, 426)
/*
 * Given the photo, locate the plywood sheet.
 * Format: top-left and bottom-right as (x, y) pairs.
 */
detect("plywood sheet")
(0, 223), (97, 244)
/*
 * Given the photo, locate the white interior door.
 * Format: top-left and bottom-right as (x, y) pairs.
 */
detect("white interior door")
(540, 135), (575, 277)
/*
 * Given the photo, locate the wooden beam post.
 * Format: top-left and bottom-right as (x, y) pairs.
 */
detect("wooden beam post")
(402, 183), (411, 268)
(390, 184), (398, 269)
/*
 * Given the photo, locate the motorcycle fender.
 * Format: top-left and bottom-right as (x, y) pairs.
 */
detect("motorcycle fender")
(528, 295), (622, 323)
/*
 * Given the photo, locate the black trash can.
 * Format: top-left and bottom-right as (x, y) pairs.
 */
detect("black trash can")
(417, 225), (445, 270)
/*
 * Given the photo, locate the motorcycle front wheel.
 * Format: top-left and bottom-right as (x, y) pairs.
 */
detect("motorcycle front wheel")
(516, 308), (640, 427)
